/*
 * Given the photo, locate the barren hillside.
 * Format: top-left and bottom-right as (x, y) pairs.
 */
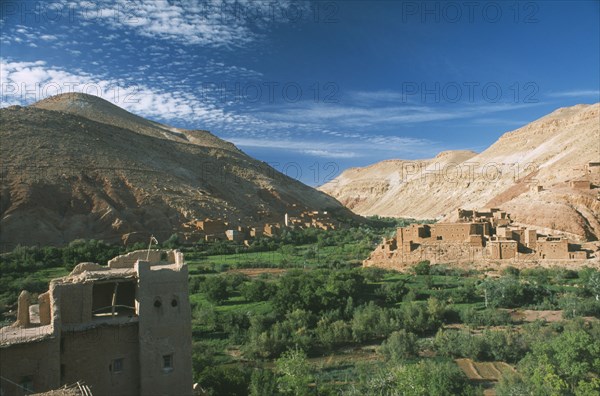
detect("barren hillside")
(0, 93), (353, 248)
(319, 103), (600, 241)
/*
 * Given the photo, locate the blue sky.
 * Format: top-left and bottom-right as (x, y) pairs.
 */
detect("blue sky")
(1, 0), (599, 186)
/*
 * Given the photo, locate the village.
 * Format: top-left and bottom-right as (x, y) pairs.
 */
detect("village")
(365, 207), (598, 269)
(178, 207), (341, 245)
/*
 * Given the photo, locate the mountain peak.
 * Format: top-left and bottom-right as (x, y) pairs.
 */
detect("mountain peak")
(32, 92), (120, 110)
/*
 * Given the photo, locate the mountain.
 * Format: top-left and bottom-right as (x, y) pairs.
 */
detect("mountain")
(0, 93), (353, 248)
(319, 103), (600, 241)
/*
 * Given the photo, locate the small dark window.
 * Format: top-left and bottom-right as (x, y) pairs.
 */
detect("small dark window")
(171, 298), (178, 307)
(162, 354), (173, 372)
(154, 298), (162, 308)
(112, 358), (124, 373)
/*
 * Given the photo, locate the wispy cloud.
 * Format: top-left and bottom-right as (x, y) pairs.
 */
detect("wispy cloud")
(228, 135), (435, 159)
(254, 100), (545, 129)
(0, 59), (256, 128)
(547, 90), (600, 98)
(74, 0), (310, 48)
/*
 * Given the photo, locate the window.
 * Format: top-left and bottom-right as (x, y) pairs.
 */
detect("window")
(162, 354), (174, 372)
(92, 281), (137, 317)
(112, 358), (124, 373)
(154, 298), (162, 308)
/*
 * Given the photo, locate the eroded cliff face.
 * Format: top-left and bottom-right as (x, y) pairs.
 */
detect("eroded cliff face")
(320, 103), (600, 241)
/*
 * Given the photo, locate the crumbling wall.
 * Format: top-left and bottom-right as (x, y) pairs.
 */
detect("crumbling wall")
(38, 292), (51, 325)
(108, 250), (162, 269)
(55, 283), (93, 325)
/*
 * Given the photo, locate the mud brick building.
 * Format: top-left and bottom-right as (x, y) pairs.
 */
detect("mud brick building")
(0, 250), (193, 396)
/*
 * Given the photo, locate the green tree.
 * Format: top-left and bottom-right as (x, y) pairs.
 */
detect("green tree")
(498, 330), (600, 395)
(275, 348), (313, 396)
(249, 368), (278, 396)
(163, 233), (181, 248)
(587, 271), (600, 301)
(413, 260), (431, 275)
(202, 276), (229, 304)
(378, 329), (419, 362)
(391, 360), (474, 396)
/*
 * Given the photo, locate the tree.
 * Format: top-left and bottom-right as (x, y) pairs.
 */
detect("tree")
(587, 271), (600, 301)
(498, 330), (600, 395)
(413, 260), (431, 275)
(391, 360), (474, 396)
(479, 276), (529, 308)
(249, 369), (278, 396)
(202, 276), (229, 304)
(241, 279), (275, 302)
(378, 329), (419, 362)
(275, 348), (313, 396)
(163, 233), (181, 248)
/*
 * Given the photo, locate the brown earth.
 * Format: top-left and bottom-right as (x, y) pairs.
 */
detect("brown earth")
(0, 93), (357, 249)
(319, 103), (600, 241)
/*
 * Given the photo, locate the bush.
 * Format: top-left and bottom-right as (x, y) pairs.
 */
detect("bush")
(351, 302), (400, 342)
(275, 348), (313, 396)
(378, 329), (419, 362)
(460, 307), (512, 327)
(201, 276), (229, 304)
(196, 365), (251, 396)
(315, 316), (352, 350)
(413, 260), (431, 275)
(434, 328), (484, 360)
(391, 360), (476, 395)
(241, 279), (276, 302)
(351, 359), (476, 396)
(376, 281), (407, 303)
(249, 369), (278, 396)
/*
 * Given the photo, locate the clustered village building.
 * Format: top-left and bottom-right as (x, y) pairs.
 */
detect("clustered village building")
(179, 209), (340, 244)
(366, 208), (593, 268)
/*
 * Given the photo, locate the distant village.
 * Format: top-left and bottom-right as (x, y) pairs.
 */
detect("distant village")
(366, 207), (597, 269)
(178, 206), (341, 245)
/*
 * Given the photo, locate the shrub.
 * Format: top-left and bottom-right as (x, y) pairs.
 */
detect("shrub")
(460, 307), (512, 327)
(376, 281), (407, 303)
(413, 260), (431, 275)
(275, 348), (313, 396)
(241, 279), (276, 302)
(378, 329), (419, 362)
(201, 276), (229, 304)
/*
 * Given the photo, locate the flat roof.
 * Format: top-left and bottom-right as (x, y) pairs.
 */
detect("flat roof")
(0, 324), (54, 346)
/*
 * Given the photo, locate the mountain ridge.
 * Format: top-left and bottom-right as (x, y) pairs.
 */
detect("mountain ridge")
(0, 93), (355, 248)
(319, 103), (600, 241)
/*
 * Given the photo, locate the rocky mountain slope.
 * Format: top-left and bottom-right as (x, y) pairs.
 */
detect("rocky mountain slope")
(0, 93), (353, 248)
(319, 103), (600, 241)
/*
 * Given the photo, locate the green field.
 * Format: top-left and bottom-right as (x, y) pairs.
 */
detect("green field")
(1, 225), (599, 395)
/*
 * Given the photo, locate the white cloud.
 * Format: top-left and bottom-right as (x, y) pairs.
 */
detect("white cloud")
(547, 90), (600, 98)
(72, 0), (310, 48)
(0, 58), (255, 128)
(301, 149), (361, 159)
(228, 135), (433, 158)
